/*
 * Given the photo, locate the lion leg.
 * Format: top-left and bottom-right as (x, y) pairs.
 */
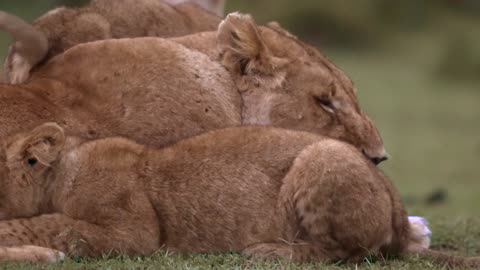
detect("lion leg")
(0, 213), (159, 258)
(278, 140), (394, 263)
(0, 245), (65, 263)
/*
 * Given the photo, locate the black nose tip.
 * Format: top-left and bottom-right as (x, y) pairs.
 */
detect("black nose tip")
(362, 150), (389, 165)
(371, 156), (388, 165)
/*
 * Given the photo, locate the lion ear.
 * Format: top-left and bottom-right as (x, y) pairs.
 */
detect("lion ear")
(217, 12), (286, 76)
(24, 123), (65, 166)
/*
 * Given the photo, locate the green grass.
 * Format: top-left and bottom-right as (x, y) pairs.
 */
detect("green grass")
(0, 2), (479, 270)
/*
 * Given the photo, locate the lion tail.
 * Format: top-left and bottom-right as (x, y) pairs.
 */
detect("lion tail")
(0, 11), (48, 81)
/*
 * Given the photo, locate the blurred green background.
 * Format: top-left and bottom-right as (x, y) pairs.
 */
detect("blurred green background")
(0, 0), (478, 221)
(224, 1), (480, 221)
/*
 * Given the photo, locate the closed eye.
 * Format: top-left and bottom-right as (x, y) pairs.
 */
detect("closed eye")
(314, 96), (335, 114)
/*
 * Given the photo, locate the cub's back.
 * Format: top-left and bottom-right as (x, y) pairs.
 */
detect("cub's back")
(143, 126), (326, 251)
(147, 126), (327, 188)
(157, 126), (325, 173)
(148, 125), (326, 198)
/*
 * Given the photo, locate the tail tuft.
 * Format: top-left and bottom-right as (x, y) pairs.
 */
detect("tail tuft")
(408, 216), (432, 249)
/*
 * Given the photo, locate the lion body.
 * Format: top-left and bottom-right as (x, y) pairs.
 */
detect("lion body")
(0, 124), (408, 262)
(0, 14), (387, 162)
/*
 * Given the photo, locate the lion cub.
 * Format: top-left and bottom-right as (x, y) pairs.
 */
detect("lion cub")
(1, 0), (222, 84)
(0, 123), (477, 267)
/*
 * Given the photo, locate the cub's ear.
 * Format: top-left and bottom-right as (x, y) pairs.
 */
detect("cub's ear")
(24, 123), (65, 166)
(217, 12), (286, 76)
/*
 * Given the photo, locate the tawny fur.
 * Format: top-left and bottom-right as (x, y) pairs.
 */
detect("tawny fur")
(1, 0), (222, 84)
(0, 123), (477, 268)
(0, 13), (387, 163)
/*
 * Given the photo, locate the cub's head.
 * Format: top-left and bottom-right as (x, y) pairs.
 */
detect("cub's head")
(0, 123), (65, 220)
(218, 13), (388, 164)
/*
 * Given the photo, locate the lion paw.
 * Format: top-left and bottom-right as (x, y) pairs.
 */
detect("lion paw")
(0, 245), (65, 263)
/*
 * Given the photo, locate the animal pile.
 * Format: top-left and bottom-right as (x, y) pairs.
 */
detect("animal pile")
(0, 0), (478, 267)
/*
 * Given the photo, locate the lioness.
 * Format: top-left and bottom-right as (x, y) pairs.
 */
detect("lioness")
(0, 0), (222, 84)
(0, 13), (388, 164)
(0, 122), (477, 267)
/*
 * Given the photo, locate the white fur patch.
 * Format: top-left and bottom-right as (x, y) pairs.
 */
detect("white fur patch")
(242, 93), (274, 125)
(53, 251), (66, 262)
(8, 53), (31, 84)
(43, 248), (65, 263)
(65, 150), (79, 164)
(408, 216), (432, 249)
(59, 148), (82, 196)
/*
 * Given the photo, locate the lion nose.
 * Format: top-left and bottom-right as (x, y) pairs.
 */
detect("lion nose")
(370, 155), (388, 165)
(362, 149), (389, 165)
